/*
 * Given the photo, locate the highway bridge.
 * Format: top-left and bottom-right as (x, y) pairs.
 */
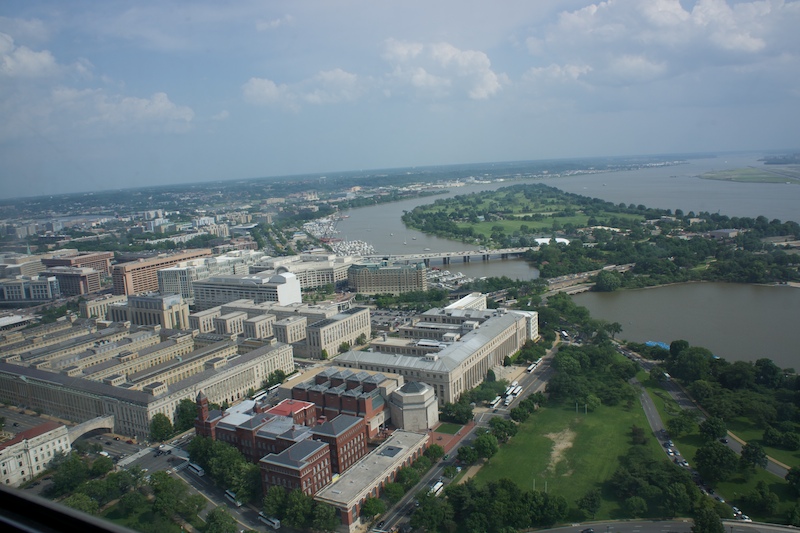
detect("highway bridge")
(362, 247), (538, 266)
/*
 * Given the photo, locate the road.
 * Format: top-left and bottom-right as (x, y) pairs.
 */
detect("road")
(620, 344), (790, 480)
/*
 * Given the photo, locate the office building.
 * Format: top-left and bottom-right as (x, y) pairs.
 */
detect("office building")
(107, 293), (190, 330)
(0, 421), (71, 487)
(111, 249), (212, 295)
(157, 251), (264, 305)
(314, 430), (429, 531)
(79, 294), (128, 320)
(336, 309), (538, 406)
(192, 272), (302, 310)
(0, 337), (294, 439)
(347, 261), (427, 295)
(43, 267), (101, 296)
(41, 251), (114, 277)
(0, 276), (60, 302)
(250, 254), (357, 290)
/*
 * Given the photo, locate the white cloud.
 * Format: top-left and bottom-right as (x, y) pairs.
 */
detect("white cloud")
(0, 17), (50, 45)
(256, 14), (294, 31)
(243, 77), (288, 105)
(382, 39), (504, 100)
(382, 38), (424, 62)
(303, 68), (364, 104)
(0, 32), (59, 78)
(243, 69), (365, 108)
(524, 63), (592, 84)
(212, 110), (230, 121)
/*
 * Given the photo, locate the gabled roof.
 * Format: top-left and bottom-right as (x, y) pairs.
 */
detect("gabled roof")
(312, 414), (363, 437)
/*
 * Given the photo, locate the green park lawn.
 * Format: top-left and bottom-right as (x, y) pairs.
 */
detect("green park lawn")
(435, 422), (463, 435)
(637, 373), (796, 522)
(473, 400), (664, 520)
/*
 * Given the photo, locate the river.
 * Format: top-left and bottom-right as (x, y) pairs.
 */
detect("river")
(334, 153), (800, 365)
(573, 283), (800, 368)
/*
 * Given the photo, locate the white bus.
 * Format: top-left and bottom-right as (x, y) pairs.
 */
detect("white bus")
(258, 512), (281, 530)
(504, 386), (513, 396)
(430, 481), (444, 496)
(504, 395), (514, 406)
(489, 396), (502, 409)
(225, 489), (243, 507)
(188, 462), (205, 477)
(535, 357), (543, 365)
(513, 386), (523, 396)
(511, 380), (519, 388)
(526, 363), (536, 373)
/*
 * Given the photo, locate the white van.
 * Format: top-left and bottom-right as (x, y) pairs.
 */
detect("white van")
(258, 512), (281, 529)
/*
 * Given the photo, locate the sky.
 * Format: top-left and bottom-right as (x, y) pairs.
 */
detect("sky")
(0, 0), (798, 199)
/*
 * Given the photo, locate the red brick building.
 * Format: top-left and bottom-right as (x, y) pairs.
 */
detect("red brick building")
(259, 439), (331, 496)
(311, 414), (367, 474)
(291, 368), (391, 438)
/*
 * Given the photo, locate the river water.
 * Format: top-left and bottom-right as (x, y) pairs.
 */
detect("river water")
(335, 153), (800, 365)
(573, 283), (800, 368)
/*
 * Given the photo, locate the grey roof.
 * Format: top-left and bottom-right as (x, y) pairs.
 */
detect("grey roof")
(260, 439), (327, 470)
(400, 381), (429, 394)
(336, 312), (522, 373)
(312, 414), (363, 437)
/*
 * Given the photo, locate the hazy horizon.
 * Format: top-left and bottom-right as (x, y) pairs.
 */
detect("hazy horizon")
(1, 1), (798, 199)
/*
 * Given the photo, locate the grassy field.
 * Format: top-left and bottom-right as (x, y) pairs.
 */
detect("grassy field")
(473, 400), (664, 520)
(456, 211), (643, 236)
(435, 422), (463, 435)
(637, 374), (796, 523)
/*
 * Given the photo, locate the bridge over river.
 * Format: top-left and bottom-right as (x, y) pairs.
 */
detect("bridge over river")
(362, 247), (538, 266)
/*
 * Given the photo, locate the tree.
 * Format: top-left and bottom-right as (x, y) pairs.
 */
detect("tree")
(361, 496), (386, 519)
(205, 507), (237, 533)
(457, 445), (478, 465)
(576, 488), (601, 518)
(320, 349), (329, 360)
(486, 369), (496, 382)
(284, 489), (314, 529)
(312, 502), (339, 532)
(786, 466), (800, 495)
(692, 507), (724, 533)
(666, 410), (697, 438)
(699, 417), (727, 442)
(740, 442), (768, 469)
(174, 398), (198, 432)
(425, 443), (445, 462)
(51, 454), (89, 495)
(395, 466), (421, 490)
(595, 270), (621, 291)
(630, 425), (647, 445)
(383, 482), (405, 503)
(149, 413), (174, 442)
(90, 455), (114, 477)
(149, 470), (187, 518)
(62, 493), (99, 515)
(474, 433), (499, 460)
(694, 441), (738, 484)
(663, 482), (691, 517)
(443, 465), (457, 478)
(263, 485), (287, 519)
(119, 491), (148, 516)
(624, 496), (648, 518)
(338, 341), (351, 353)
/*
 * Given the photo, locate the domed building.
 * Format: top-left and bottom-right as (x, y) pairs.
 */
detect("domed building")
(389, 381), (439, 433)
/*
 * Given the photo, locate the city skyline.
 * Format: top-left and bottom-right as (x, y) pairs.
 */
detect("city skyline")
(1, 0), (798, 199)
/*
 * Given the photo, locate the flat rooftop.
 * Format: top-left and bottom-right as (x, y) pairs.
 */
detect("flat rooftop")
(314, 430), (429, 507)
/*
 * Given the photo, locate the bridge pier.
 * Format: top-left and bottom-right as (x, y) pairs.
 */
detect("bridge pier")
(501, 253), (508, 259)
(463, 255), (470, 262)
(443, 257), (450, 265)
(424, 258), (430, 267)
